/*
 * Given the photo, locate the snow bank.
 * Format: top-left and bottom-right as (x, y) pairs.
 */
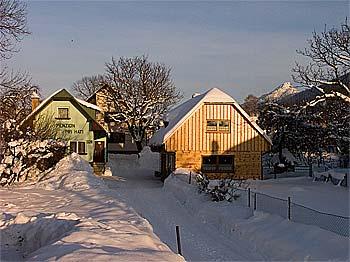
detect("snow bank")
(163, 171), (349, 261)
(109, 146), (160, 176)
(164, 172), (253, 226)
(138, 146), (160, 171)
(36, 153), (106, 191)
(233, 212), (348, 261)
(0, 212), (80, 261)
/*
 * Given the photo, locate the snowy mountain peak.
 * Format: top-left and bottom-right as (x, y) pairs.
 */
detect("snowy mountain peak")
(260, 82), (299, 103)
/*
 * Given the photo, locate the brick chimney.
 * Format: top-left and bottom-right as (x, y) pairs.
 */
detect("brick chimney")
(31, 91), (40, 111)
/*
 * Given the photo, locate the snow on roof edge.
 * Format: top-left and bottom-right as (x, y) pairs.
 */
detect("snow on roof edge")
(76, 98), (102, 111)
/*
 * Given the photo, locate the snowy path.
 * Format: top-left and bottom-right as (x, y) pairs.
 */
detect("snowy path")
(104, 166), (266, 261)
(0, 154), (182, 261)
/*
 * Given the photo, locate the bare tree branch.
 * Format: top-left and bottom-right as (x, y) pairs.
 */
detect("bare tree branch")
(292, 19), (350, 97)
(0, 0), (30, 60)
(105, 55), (182, 151)
(71, 74), (106, 100)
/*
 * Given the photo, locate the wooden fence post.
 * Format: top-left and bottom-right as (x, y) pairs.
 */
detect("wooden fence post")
(309, 163), (313, 177)
(175, 225), (182, 255)
(248, 188), (251, 207)
(189, 172), (191, 184)
(254, 193), (257, 210)
(288, 197), (291, 220)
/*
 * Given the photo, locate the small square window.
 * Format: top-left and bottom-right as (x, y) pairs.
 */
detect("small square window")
(57, 108), (69, 119)
(206, 121), (217, 131)
(202, 155), (217, 172)
(218, 120), (230, 131)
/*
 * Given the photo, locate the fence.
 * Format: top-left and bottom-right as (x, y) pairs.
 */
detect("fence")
(235, 188), (349, 237)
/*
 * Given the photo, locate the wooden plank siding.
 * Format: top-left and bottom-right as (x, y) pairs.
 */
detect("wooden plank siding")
(164, 103), (271, 179)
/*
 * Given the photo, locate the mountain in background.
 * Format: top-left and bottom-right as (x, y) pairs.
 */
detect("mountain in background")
(259, 82), (300, 104)
(258, 82), (325, 107)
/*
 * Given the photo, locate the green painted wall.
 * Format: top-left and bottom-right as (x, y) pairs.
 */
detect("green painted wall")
(35, 100), (106, 163)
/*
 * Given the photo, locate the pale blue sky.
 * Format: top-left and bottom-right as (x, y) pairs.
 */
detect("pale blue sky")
(5, 1), (349, 102)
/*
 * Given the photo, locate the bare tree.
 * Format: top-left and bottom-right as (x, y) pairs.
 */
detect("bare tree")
(0, 0), (30, 60)
(0, 68), (39, 154)
(71, 74), (106, 100)
(292, 19), (350, 100)
(105, 55), (182, 151)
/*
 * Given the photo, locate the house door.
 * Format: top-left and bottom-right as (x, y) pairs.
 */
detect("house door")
(160, 152), (175, 179)
(94, 141), (105, 163)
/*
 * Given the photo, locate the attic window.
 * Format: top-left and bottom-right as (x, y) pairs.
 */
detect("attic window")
(206, 120), (230, 132)
(57, 108), (69, 119)
(206, 120), (218, 131)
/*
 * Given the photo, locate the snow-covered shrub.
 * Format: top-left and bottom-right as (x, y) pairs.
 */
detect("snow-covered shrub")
(196, 173), (248, 202)
(0, 139), (67, 186)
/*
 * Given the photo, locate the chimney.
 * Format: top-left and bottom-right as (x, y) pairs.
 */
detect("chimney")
(31, 91), (40, 111)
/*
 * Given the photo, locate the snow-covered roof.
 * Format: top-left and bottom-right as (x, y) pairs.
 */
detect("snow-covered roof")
(76, 98), (102, 111)
(150, 87), (272, 145)
(20, 89), (102, 126)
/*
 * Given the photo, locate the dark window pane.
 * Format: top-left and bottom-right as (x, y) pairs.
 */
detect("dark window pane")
(206, 120), (217, 131)
(70, 141), (77, 153)
(218, 155), (233, 164)
(218, 120), (230, 131)
(218, 155), (234, 171)
(78, 142), (85, 154)
(202, 155), (217, 164)
(202, 156), (217, 171)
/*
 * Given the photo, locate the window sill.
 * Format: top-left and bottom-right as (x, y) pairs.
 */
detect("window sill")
(205, 130), (231, 133)
(78, 152), (87, 155)
(202, 170), (235, 173)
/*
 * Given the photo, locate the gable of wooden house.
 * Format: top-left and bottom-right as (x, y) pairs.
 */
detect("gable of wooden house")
(150, 88), (272, 179)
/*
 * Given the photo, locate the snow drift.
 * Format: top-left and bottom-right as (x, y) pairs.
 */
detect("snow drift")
(36, 153), (106, 191)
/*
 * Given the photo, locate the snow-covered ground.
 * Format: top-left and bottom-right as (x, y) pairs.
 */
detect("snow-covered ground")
(105, 149), (349, 261)
(1, 149), (349, 261)
(0, 153), (182, 261)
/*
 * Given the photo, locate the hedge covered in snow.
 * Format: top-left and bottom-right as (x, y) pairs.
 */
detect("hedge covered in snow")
(0, 139), (67, 186)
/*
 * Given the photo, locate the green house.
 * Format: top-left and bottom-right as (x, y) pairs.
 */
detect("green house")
(21, 89), (108, 164)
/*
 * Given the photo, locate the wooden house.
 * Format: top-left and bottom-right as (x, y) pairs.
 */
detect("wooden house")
(150, 88), (272, 179)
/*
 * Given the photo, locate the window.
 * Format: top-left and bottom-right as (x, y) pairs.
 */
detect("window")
(78, 142), (86, 154)
(206, 120), (218, 131)
(57, 108), (69, 119)
(70, 141), (86, 155)
(218, 155), (234, 171)
(109, 132), (125, 143)
(218, 120), (230, 131)
(202, 155), (234, 172)
(70, 141), (77, 153)
(206, 120), (230, 132)
(202, 155), (217, 172)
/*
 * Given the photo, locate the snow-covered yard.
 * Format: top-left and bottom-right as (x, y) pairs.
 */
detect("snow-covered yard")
(104, 150), (349, 261)
(0, 154), (182, 261)
(249, 176), (349, 217)
(1, 150), (349, 261)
